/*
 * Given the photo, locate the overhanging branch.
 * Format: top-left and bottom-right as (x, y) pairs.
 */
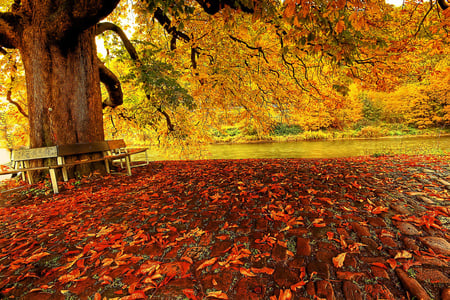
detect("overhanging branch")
(96, 22), (139, 60)
(98, 60), (123, 108)
(96, 22), (176, 131)
(5, 57), (28, 118)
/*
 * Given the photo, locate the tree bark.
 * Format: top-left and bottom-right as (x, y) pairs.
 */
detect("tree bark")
(0, 0), (119, 180)
(21, 28), (104, 147)
(0, 0), (119, 148)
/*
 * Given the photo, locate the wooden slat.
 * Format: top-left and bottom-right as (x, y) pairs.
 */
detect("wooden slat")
(12, 146), (58, 161)
(57, 141), (109, 156)
(0, 166), (49, 175)
(106, 139), (126, 150)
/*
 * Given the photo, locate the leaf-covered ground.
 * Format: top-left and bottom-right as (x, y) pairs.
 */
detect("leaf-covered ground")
(0, 155), (449, 300)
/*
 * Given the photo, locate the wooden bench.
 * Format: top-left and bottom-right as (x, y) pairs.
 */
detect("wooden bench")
(0, 146), (60, 193)
(105, 140), (149, 171)
(1, 140), (148, 194)
(55, 141), (111, 182)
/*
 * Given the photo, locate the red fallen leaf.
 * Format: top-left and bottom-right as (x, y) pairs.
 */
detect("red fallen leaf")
(99, 274), (113, 285)
(371, 262), (388, 270)
(129, 282), (139, 294)
(401, 260), (422, 271)
(94, 292), (102, 300)
(58, 269), (81, 284)
(25, 251), (50, 263)
(394, 250), (412, 260)
(183, 288), (199, 300)
(392, 215), (404, 221)
(251, 267), (275, 275)
(311, 218), (326, 227)
(277, 289), (292, 300)
(290, 280), (307, 291)
(326, 232), (334, 240)
(333, 252), (347, 268)
(216, 235), (229, 240)
(386, 258), (397, 269)
(239, 267), (256, 277)
(371, 206), (389, 214)
(196, 257), (218, 271)
(76, 258), (85, 269)
(121, 291), (147, 300)
(181, 256), (193, 264)
(206, 290), (228, 299)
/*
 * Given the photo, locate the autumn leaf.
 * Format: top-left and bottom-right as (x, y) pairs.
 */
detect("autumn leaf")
(183, 288), (199, 300)
(239, 267), (256, 277)
(290, 280), (307, 291)
(206, 290), (228, 299)
(332, 252), (347, 268)
(387, 258), (398, 269)
(335, 19), (345, 34)
(394, 250), (412, 260)
(25, 251), (50, 263)
(274, 289), (292, 300)
(371, 262), (388, 269)
(58, 269), (81, 284)
(371, 206), (389, 214)
(181, 256), (193, 264)
(196, 257), (218, 271)
(251, 267), (275, 275)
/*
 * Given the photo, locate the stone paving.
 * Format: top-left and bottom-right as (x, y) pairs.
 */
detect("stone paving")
(0, 155), (449, 299)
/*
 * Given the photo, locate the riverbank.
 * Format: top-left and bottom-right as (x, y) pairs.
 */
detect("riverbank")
(210, 127), (450, 145)
(0, 155), (449, 299)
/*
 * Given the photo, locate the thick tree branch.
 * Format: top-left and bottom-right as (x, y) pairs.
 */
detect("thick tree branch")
(50, 0), (120, 41)
(437, 0), (449, 10)
(0, 12), (20, 49)
(195, 0), (255, 15)
(152, 7), (199, 69)
(96, 22), (176, 131)
(96, 22), (139, 60)
(98, 60), (123, 108)
(153, 7), (190, 50)
(5, 57), (28, 118)
(229, 35), (269, 63)
(72, 0), (121, 31)
(156, 107), (175, 132)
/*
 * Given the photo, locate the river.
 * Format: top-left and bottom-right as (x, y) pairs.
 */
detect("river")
(142, 135), (450, 161)
(1, 136), (449, 166)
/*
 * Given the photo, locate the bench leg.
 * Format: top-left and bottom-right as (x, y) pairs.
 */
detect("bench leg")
(49, 169), (59, 194)
(58, 157), (69, 182)
(104, 159), (111, 174)
(125, 156), (132, 176)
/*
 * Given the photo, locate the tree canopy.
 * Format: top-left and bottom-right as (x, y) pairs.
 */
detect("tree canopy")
(0, 0), (448, 157)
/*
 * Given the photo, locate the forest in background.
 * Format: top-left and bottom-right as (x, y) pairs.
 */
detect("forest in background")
(0, 0), (449, 158)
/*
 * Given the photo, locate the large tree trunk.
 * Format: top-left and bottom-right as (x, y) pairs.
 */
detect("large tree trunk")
(0, 0), (120, 180)
(20, 28), (104, 147)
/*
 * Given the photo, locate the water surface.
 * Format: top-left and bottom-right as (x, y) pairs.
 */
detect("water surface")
(142, 135), (449, 161)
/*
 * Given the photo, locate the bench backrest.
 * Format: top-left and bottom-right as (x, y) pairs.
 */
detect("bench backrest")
(11, 140), (126, 162)
(106, 139), (126, 150)
(12, 146), (58, 161)
(57, 141), (109, 156)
